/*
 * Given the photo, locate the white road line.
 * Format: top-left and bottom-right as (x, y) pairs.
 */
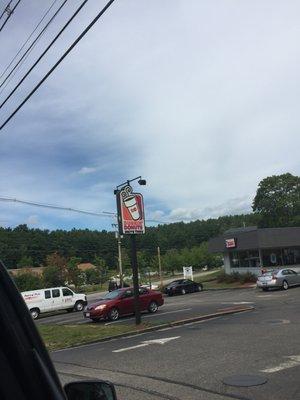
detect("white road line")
(113, 343), (148, 353)
(221, 302), (254, 305)
(261, 355), (300, 373)
(113, 336), (180, 353)
(105, 308), (192, 325)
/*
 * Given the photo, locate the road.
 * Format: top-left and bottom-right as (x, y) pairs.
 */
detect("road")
(52, 287), (300, 400)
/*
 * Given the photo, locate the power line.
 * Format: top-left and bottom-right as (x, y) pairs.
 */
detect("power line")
(0, 196), (173, 225)
(0, 0), (21, 32)
(0, 0), (87, 108)
(0, 0), (61, 85)
(0, 0), (69, 97)
(0, 1), (12, 21)
(0, 196), (114, 218)
(0, 0), (116, 130)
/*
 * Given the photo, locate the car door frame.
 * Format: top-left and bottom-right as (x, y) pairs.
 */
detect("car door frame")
(118, 289), (134, 315)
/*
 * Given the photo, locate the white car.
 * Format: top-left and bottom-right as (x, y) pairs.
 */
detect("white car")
(22, 286), (87, 319)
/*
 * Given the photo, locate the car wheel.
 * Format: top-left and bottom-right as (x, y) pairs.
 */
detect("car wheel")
(108, 308), (119, 321)
(181, 288), (186, 295)
(148, 301), (158, 313)
(74, 301), (84, 312)
(30, 308), (40, 320)
(195, 284), (203, 292)
(282, 280), (289, 290)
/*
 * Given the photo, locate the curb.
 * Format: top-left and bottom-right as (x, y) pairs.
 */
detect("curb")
(52, 306), (254, 351)
(204, 286), (257, 291)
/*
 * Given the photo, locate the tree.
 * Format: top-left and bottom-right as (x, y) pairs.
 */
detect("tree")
(85, 268), (101, 285)
(17, 255), (33, 268)
(94, 256), (108, 285)
(43, 266), (65, 287)
(253, 173), (300, 227)
(13, 272), (42, 291)
(66, 257), (84, 287)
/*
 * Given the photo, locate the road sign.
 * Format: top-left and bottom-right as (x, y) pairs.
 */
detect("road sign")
(183, 266), (193, 280)
(116, 184), (145, 235)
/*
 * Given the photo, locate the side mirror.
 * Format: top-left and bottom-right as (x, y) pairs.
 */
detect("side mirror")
(64, 380), (117, 400)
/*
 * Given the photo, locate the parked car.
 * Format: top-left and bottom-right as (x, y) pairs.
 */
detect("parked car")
(84, 287), (164, 321)
(22, 286), (87, 319)
(257, 269), (300, 291)
(164, 279), (203, 296)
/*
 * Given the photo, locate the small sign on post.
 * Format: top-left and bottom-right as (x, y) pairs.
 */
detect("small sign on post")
(183, 266), (193, 280)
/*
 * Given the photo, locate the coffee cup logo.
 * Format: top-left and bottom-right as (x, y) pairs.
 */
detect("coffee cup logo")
(121, 186), (141, 221)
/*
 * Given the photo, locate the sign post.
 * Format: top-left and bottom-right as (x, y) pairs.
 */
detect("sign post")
(183, 266), (193, 280)
(116, 183), (145, 325)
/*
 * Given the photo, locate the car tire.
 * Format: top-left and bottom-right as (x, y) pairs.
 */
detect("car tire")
(195, 284), (203, 292)
(282, 280), (289, 290)
(181, 288), (186, 295)
(108, 307), (119, 321)
(74, 301), (85, 312)
(148, 301), (158, 313)
(30, 308), (40, 320)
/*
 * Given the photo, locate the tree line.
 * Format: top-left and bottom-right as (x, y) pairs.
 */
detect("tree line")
(0, 172), (299, 291)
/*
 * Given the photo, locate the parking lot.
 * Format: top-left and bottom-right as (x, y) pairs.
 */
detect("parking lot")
(50, 286), (300, 400)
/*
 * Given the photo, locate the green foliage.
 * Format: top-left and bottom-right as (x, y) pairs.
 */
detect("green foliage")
(85, 268), (101, 285)
(13, 272), (42, 292)
(253, 173), (300, 227)
(43, 265), (65, 287)
(217, 271), (256, 284)
(17, 255), (33, 268)
(66, 257), (84, 287)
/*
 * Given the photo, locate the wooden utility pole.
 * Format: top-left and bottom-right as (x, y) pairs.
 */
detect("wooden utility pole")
(157, 246), (163, 288)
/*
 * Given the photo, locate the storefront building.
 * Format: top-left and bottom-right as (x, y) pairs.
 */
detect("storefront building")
(208, 226), (300, 275)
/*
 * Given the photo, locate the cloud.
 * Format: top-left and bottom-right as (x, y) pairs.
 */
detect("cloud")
(0, 1), (300, 231)
(26, 215), (39, 225)
(78, 167), (97, 175)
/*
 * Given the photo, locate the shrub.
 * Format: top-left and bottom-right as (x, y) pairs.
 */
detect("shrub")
(239, 272), (257, 284)
(13, 272), (42, 292)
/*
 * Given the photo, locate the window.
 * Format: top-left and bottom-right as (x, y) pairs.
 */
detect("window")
(52, 289), (60, 298)
(139, 288), (148, 295)
(62, 288), (73, 296)
(123, 290), (133, 298)
(44, 290), (51, 299)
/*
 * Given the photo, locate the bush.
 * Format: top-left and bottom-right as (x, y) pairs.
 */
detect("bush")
(239, 272), (257, 284)
(13, 272), (42, 292)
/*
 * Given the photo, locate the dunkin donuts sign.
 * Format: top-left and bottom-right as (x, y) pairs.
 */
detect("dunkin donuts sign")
(117, 185), (145, 235)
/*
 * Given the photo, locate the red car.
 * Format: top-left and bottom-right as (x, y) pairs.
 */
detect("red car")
(83, 287), (164, 322)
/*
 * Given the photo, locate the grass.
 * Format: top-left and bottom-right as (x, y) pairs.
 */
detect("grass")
(38, 323), (152, 351)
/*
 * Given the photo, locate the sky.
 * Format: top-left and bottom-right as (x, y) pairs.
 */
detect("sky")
(0, 0), (299, 231)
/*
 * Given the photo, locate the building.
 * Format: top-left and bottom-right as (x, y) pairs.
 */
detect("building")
(208, 226), (300, 275)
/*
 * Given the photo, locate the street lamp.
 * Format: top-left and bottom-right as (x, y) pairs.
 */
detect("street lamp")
(114, 176), (146, 325)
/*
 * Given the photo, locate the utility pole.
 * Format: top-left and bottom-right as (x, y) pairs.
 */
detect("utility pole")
(116, 231), (123, 287)
(157, 246), (163, 288)
(112, 223), (123, 288)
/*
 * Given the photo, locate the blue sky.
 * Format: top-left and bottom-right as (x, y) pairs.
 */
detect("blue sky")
(0, 0), (300, 231)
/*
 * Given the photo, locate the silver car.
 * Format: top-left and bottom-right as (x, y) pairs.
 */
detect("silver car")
(257, 269), (300, 291)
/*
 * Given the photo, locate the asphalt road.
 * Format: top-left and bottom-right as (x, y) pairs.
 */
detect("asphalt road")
(52, 287), (300, 400)
(37, 288), (256, 326)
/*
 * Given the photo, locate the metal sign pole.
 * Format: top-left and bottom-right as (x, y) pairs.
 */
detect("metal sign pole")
(130, 234), (141, 325)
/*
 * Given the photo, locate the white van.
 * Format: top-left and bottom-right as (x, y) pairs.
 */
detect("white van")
(22, 287), (87, 319)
